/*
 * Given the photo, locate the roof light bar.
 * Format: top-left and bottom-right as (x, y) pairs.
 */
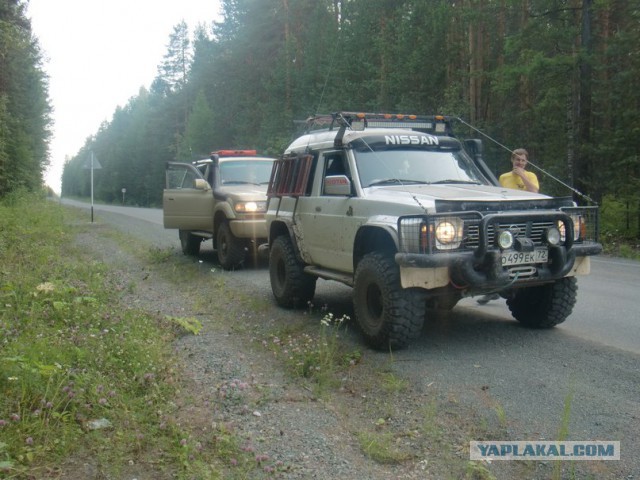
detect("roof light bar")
(212, 149), (258, 157)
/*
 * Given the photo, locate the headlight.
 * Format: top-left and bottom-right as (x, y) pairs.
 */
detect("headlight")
(573, 214), (584, 240)
(558, 215), (582, 242)
(434, 218), (463, 250)
(496, 230), (514, 250)
(234, 201), (266, 213)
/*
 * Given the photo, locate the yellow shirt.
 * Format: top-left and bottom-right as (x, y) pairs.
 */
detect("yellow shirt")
(499, 171), (539, 191)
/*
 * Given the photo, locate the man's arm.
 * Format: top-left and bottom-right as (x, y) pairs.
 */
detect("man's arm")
(513, 168), (539, 193)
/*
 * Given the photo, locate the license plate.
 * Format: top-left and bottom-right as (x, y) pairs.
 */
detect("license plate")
(501, 249), (548, 266)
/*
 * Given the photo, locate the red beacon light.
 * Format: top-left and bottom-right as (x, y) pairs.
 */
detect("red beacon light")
(211, 149), (257, 157)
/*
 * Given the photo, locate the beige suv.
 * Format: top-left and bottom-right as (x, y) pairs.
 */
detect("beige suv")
(163, 150), (275, 269)
(266, 113), (602, 349)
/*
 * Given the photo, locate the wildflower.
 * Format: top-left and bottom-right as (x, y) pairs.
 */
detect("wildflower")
(25, 437), (34, 445)
(230, 458), (238, 466)
(98, 398), (108, 406)
(180, 438), (187, 447)
(45, 401), (53, 409)
(10, 414), (20, 422)
(36, 282), (55, 293)
(0, 420), (6, 427)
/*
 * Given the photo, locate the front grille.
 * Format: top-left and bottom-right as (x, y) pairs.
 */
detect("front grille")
(464, 220), (556, 249)
(398, 207), (599, 255)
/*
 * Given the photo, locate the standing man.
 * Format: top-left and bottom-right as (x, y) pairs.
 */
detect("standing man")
(499, 148), (539, 193)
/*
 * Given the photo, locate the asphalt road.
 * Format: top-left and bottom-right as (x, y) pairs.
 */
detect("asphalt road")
(61, 199), (640, 477)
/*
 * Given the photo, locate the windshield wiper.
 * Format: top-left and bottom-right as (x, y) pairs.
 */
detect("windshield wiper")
(367, 179), (428, 187)
(429, 179), (482, 185)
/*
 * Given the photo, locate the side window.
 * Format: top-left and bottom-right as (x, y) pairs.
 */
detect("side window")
(325, 157), (346, 176)
(166, 164), (202, 189)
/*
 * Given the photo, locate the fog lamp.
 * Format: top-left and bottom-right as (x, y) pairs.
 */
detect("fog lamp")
(497, 230), (514, 250)
(545, 227), (561, 245)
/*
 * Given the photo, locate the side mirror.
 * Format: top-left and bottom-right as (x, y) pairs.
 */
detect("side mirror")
(194, 178), (211, 190)
(324, 175), (352, 196)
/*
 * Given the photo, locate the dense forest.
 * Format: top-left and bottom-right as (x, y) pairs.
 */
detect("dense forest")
(3, 0), (639, 238)
(0, 0), (51, 196)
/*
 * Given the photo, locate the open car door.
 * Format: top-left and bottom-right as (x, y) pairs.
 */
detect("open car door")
(163, 162), (214, 230)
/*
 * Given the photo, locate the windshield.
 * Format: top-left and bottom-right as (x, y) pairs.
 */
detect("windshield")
(353, 143), (490, 188)
(219, 159), (274, 185)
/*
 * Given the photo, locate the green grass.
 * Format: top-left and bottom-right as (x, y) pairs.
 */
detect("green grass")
(356, 430), (413, 464)
(0, 193), (265, 479)
(600, 195), (640, 259)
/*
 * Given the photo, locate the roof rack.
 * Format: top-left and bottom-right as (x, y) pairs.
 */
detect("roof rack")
(304, 112), (455, 148)
(305, 112), (453, 134)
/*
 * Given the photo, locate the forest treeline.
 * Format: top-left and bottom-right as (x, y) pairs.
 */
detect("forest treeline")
(0, 0), (51, 196)
(3, 0), (639, 237)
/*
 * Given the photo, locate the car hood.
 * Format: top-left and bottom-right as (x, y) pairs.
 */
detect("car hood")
(216, 185), (268, 202)
(365, 183), (547, 203)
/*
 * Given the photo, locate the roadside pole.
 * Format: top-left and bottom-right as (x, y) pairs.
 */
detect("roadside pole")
(91, 152), (95, 222)
(84, 152), (102, 223)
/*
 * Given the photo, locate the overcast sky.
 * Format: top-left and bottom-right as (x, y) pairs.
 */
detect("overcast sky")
(27, 0), (222, 193)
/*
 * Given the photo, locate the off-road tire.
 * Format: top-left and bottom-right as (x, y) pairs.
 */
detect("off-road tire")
(269, 235), (316, 308)
(353, 252), (426, 350)
(506, 277), (578, 328)
(216, 222), (246, 270)
(179, 230), (201, 256)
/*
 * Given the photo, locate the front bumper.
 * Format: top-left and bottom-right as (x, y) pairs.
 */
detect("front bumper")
(396, 242), (602, 290)
(395, 207), (602, 291)
(229, 218), (268, 240)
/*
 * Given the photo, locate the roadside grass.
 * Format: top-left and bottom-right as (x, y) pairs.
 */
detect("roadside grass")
(0, 193), (267, 479)
(600, 195), (640, 259)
